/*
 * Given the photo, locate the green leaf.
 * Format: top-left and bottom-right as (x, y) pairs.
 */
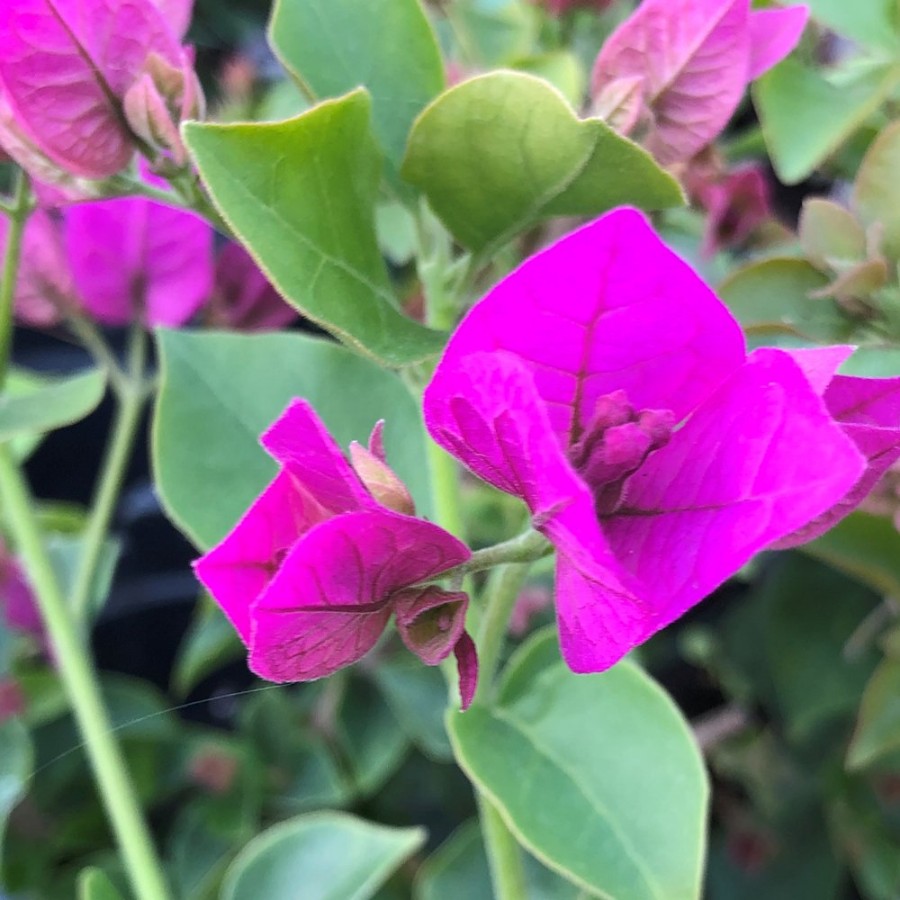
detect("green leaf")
(45, 533), (120, 623)
(77, 867), (125, 900)
(336, 677), (408, 797)
(220, 812), (426, 900)
(717, 257), (848, 343)
(854, 120), (900, 262)
(804, 511), (900, 599)
(402, 71), (684, 254)
(0, 718), (31, 864)
(806, 0), (900, 50)
(513, 52), (586, 108)
(373, 655), (453, 761)
(754, 59), (900, 184)
(172, 597), (245, 696)
(153, 330), (432, 550)
(444, 0), (539, 67)
(414, 820), (590, 900)
(449, 629), (708, 900)
(0, 369), (105, 444)
(269, 0), (444, 176)
(761, 554), (880, 740)
(183, 93), (445, 367)
(847, 658), (900, 769)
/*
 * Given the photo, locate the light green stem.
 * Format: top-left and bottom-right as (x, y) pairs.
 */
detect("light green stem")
(71, 327), (148, 622)
(478, 794), (529, 900)
(473, 562), (532, 706)
(0, 172), (32, 389)
(0, 446), (171, 900)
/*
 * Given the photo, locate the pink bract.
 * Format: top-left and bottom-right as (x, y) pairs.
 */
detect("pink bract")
(0, 0), (194, 180)
(208, 243), (298, 332)
(424, 208), (900, 673)
(0, 208), (74, 327)
(194, 401), (477, 708)
(591, 0), (808, 164)
(65, 192), (213, 327)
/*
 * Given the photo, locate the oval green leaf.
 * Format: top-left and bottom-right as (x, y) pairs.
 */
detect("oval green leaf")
(854, 120), (900, 263)
(183, 92), (445, 367)
(717, 257), (849, 343)
(448, 629), (708, 900)
(847, 658), (900, 770)
(402, 71), (684, 254)
(220, 812), (425, 900)
(0, 369), (105, 443)
(153, 329), (432, 550)
(269, 0), (443, 177)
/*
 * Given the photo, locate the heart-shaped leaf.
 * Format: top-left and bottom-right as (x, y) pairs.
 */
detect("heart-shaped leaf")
(402, 72), (683, 254)
(183, 91), (445, 366)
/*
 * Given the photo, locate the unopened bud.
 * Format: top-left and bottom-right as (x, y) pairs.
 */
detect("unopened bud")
(349, 434), (415, 516)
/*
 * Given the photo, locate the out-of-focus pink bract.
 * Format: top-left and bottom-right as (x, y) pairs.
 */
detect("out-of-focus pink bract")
(424, 208), (900, 673)
(591, 0), (809, 163)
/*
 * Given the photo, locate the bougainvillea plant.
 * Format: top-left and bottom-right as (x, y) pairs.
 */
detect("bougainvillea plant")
(4, 0), (900, 898)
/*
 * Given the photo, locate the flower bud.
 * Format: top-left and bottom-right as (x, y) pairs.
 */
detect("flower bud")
(349, 427), (415, 516)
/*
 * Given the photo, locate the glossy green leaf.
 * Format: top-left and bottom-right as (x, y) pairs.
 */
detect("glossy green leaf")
(374, 655), (453, 761)
(269, 0), (443, 175)
(761, 554), (880, 739)
(0, 369), (105, 444)
(854, 120), (900, 262)
(804, 511), (900, 599)
(183, 93), (445, 366)
(0, 718), (31, 863)
(77, 867), (125, 900)
(172, 597), (244, 696)
(402, 71), (684, 253)
(220, 812), (426, 900)
(806, 0), (900, 50)
(754, 60), (900, 184)
(449, 629), (708, 900)
(847, 659), (900, 769)
(153, 329), (432, 550)
(415, 819), (590, 900)
(717, 257), (848, 343)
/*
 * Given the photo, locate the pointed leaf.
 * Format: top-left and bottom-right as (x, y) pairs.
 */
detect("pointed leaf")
(402, 72), (683, 253)
(220, 812), (425, 900)
(269, 0), (443, 179)
(183, 92), (445, 366)
(754, 59), (900, 184)
(153, 330), (433, 549)
(448, 629), (708, 900)
(0, 369), (105, 443)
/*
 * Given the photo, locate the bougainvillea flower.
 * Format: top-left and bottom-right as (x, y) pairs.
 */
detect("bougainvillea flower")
(64, 190), (213, 327)
(591, 0), (809, 164)
(0, 208), (75, 327)
(424, 208), (900, 673)
(0, 0), (199, 180)
(686, 159), (772, 255)
(194, 400), (477, 707)
(0, 540), (41, 639)
(207, 243), (298, 332)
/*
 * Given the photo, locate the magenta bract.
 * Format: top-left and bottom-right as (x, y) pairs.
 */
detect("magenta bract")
(591, 0), (808, 164)
(424, 208), (900, 673)
(0, 0), (195, 180)
(65, 192), (213, 327)
(208, 243), (298, 332)
(194, 401), (477, 708)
